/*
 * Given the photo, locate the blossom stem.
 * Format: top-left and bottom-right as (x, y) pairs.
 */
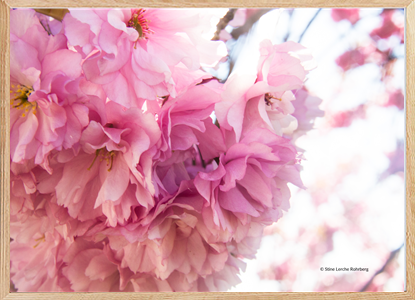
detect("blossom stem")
(107, 152), (114, 172)
(39, 20), (52, 35)
(298, 9), (321, 43)
(283, 9), (294, 42)
(87, 149), (101, 171)
(196, 145), (206, 168)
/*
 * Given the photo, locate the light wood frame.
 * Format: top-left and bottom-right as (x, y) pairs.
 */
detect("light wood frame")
(1, 1), (413, 299)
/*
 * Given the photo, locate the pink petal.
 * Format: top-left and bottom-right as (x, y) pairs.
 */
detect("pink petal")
(85, 253), (118, 281)
(95, 154), (130, 207)
(187, 230), (207, 272)
(11, 112), (38, 163)
(219, 187), (260, 217)
(41, 49), (82, 80)
(237, 164), (273, 207)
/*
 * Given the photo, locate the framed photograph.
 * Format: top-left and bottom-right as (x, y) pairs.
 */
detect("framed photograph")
(1, 1), (414, 299)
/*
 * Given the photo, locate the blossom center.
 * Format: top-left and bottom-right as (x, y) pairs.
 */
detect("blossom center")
(88, 148), (117, 172)
(10, 84), (36, 117)
(33, 234), (45, 249)
(265, 93), (282, 106)
(127, 9), (153, 40)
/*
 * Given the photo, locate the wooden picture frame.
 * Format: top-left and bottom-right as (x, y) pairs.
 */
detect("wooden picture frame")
(1, 1), (413, 299)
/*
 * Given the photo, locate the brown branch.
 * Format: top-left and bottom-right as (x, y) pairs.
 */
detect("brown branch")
(225, 9), (273, 79)
(34, 9), (69, 22)
(359, 244), (404, 292)
(230, 9), (272, 40)
(212, 9), (236, 41)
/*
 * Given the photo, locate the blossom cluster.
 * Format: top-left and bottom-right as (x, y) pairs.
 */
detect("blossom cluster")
(10, 8), (322, 292)
(331, 8), (404, 123)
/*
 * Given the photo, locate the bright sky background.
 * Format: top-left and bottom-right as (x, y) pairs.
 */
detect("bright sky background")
(223, 8), (405, 292)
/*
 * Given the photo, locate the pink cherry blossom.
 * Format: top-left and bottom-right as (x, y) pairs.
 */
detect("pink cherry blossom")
(62, 238), (128, 292)
(194, 128), (304, 241)
(56, 181), (232, 292)
(371, 9), (404, 41)
(335, 45), (389, 72)
(290, 88), (324, 141)
(63, 8), (225, 108)
(331, 9), (360, 25)
(10, 189), (97, 292)
(217, 39), (316, 144)
(10, 9), (90, 172)
(336, 48), (367, 71)
(104, 182), (242, 292)
(150, 84), (225, 196)
(384, 89), (404, 110)
(329, 104), (366, 128)
(55, 102), (161, 227)
(9, 8), (328, 292)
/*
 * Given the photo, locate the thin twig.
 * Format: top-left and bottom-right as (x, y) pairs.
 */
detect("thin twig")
(359, 244), (404, 292)
(196, 145), (206, 169)
(283, 9), (294, 42)
(231, 9), (272, 40)
(298, 9), (321, 43)
(225, 9), (273, 80)
(39, 20), (52, 35)
(316, 14), (371, 61)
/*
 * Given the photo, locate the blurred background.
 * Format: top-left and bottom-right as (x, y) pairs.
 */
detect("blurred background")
(207, 8), (405, 292)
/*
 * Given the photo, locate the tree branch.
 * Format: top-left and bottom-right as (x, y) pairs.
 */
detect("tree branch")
(359, 244), (404, 292)
(298, 9), (321, 43)
(212, 9), (237, 41)
(230, 9), (272, 40)
(283, 9), (294, 42)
